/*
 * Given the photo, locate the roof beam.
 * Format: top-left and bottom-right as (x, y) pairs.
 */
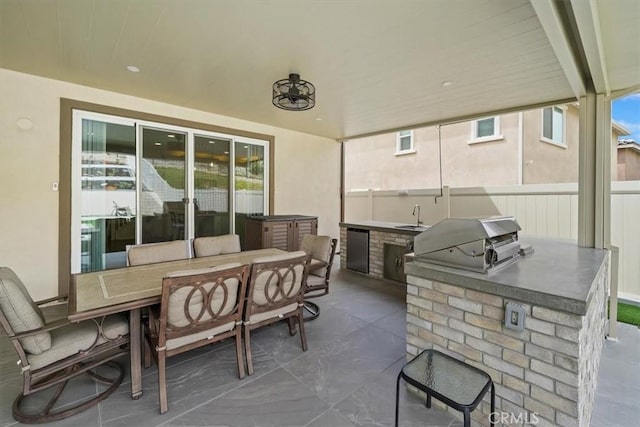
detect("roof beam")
(531, 0), (586, 98)
(571, 0), (610, 95)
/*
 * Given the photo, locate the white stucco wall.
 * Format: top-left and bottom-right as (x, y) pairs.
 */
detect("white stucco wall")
(0, 68), (340, 300)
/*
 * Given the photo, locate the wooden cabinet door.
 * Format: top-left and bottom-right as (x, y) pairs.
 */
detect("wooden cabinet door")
(292, 218), (318, 251)
(270, 221), (293, 251)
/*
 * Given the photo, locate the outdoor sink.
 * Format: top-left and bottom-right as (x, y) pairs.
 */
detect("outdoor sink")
(395, 224), (428, 231)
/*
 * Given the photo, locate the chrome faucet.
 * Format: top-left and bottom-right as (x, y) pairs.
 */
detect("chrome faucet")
(412, 204), (422, 226)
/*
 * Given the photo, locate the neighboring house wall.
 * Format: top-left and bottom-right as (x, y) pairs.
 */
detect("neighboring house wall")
(521, 105), (581, 184)
(617, 146), (640, 180)
(345, 104), (626, 191)
(440, 113), (520, 187)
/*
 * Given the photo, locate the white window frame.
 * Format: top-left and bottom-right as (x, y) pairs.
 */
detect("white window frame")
(541, 106), (567, 148)
(395, 130), (415, 155)
(469, 116), (503, 144)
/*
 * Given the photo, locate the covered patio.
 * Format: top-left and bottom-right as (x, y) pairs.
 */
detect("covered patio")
(1, 263), (638, 426)
(1, 1), (639, 426)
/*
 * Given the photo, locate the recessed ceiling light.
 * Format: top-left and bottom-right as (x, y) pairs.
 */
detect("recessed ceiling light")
(167, 134), (175, 138)
(224, 151), (229, 154)
(244, 145), (249, 148)
(126, 65), (140, 73)
(154, 142), (162, 146)
(441, 81), (453, 87)
(208, 140), (215, 144)
(315, 117), (323, 121)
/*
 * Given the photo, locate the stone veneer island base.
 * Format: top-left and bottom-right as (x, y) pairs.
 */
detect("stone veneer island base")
(404, 238), (608, 427)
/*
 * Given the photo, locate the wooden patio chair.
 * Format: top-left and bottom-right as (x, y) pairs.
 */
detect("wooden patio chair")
(300, 235), (338, 321)
(143, 263), (249, 414)
(243, 251), (310, 375)
(0, 267), (129, 424)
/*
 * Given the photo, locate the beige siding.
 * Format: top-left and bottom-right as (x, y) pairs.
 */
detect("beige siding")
(522, 106), (580, 184)
(0, 69), (340, 300)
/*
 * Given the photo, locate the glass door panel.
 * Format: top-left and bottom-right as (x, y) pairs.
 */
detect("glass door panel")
(193, 135), (231, 237)
(140, 127), (187, 243)
(234, 140), (267, 247)
(76, 117), (136, 273)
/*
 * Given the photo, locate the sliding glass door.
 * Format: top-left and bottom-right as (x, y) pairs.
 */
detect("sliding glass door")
(234, 139), (268, 247)
(72, 112), (136, 273)
(194, 135), (232, 237)
(139, 126), (188, 243)
(71, 111), (269, 273)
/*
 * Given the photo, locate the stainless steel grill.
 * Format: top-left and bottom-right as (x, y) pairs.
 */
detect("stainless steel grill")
(413, 217), (523, 273)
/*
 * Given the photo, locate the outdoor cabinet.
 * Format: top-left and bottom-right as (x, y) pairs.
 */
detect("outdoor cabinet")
(244, 215), (318, 251)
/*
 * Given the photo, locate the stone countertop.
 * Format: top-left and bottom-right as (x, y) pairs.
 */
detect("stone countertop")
(339, 220), (429, 236)
(404, 237), (608, 315)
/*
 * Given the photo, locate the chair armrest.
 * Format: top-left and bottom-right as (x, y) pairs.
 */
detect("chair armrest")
(11, 318), (70, 340)
(36, 296), (68, 306)
(308, 260), (329, 275)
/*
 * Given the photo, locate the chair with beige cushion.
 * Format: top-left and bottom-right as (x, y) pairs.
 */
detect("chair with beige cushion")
(243, 251), (310, 375)
(193, 234), (241, 257)
(300, 235), (338, 321)
(126, 240), (192, 266)
(0, 267), (129, 424)
(143, 263), (249, 414)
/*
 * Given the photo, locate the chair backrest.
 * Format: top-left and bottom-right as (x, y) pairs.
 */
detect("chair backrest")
(193, 234), (241, 257)
(159, 263), (249, 350)
(0, 267), (51, 354)
(126, 240), (192, 266)
(300, 235), (336, 278)
(245, 251), (310, 321)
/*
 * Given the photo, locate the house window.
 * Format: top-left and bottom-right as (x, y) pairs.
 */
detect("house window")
(396, 130), (415, 155)
(469, 117), (501, 143)
(542, 106), (565, 146)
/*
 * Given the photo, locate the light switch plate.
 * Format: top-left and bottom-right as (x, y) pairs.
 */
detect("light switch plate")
(504, 302), (525, 331)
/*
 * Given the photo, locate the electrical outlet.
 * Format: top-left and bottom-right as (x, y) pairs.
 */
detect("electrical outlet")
(504, 302), (525, 331)
(52, 182), (59, 191)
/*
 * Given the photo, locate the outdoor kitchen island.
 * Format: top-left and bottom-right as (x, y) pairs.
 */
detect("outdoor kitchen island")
(403, 237), (609, 427)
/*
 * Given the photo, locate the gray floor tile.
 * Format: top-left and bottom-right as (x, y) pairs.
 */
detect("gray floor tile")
(163, 368), (330, 427)
(284, 324), (405, 405)
(1, 264), (638, 427)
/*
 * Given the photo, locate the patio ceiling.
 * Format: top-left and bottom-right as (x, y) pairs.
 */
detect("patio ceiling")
(1, 0), (638, 140)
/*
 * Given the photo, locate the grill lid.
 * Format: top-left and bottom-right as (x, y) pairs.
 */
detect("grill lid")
(414, 217), (521, 256)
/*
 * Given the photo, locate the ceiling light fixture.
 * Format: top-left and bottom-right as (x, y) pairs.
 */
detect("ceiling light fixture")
(272, 73), (315, 111)
(126, 65), (140, 73)
(441, 81), (453, 88)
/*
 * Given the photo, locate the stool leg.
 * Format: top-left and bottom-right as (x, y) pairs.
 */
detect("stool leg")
(490, 381), (496, 425)
(395, 373), (402, 427)
(463, 409), (470, 427)
(425, 393), (431, 408)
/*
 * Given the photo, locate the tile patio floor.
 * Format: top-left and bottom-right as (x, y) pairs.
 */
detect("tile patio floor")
(1, 259), (638, 426)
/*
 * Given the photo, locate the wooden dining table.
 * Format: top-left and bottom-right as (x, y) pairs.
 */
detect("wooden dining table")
(68, 247), (284, 399)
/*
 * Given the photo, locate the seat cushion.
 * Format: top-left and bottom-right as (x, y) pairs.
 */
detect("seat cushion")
(0, 267), (51, 354)
(165, 263), (242, 328)
(301, 236), (332, 277)
(127, 240), (190, 266)
(27, 314), (129, 371)
(166, 320), (236, 351)
(250, 252), (306, 305)
(248, 302), (299, 324)
(193, 235), (241, 257)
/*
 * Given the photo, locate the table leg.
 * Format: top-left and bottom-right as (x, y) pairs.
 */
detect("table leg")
(395, 373), (402, 427)
(129, 308), (143, 399)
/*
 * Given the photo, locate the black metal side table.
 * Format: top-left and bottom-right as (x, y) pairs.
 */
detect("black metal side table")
(395, 349), (495, 427)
